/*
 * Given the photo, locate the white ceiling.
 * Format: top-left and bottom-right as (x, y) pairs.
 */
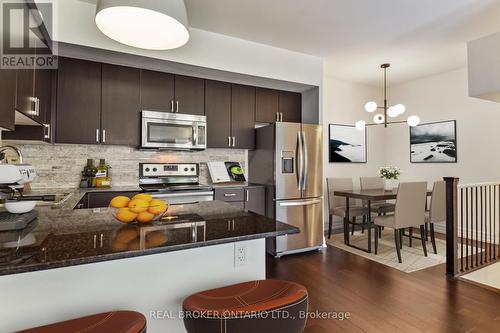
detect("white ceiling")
(185, 0), (500, 86)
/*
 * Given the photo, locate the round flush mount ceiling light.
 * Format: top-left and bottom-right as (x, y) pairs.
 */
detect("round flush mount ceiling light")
(95, 0), (189, 50)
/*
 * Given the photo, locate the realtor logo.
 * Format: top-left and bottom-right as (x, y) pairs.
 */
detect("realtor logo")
(1, 0), (57, 69)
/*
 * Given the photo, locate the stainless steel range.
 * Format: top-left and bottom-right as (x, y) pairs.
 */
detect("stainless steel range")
(139, 163), (213, 205)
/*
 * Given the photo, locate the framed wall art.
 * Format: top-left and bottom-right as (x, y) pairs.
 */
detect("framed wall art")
(329, 124), (367, 163)
(410, 120), (457, 163)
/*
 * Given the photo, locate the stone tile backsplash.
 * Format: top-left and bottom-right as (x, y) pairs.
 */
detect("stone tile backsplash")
(12, 143), (246, 190)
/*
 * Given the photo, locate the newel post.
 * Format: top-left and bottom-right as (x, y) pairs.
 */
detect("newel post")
(444, 177), (459, 277)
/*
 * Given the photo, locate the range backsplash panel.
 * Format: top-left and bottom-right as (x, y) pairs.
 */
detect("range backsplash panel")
(10, 143), (246, 189)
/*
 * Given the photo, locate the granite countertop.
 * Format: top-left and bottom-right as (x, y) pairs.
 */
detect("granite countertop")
(0, 201), (299, 276)
(17, 183), (265, 210)
(17, 186), (143, 210)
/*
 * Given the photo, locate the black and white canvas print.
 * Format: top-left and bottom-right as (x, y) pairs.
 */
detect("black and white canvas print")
(329, 124), (367, 163)
(410, 120), (457, 163)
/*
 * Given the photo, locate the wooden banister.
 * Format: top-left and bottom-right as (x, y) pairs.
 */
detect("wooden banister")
(444, 177), (459, 277)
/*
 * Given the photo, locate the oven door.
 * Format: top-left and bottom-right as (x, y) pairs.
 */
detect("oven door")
(142, 115), (206, 150)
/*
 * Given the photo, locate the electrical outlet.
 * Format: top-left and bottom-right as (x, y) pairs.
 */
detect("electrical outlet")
(234, 243), (247, 267)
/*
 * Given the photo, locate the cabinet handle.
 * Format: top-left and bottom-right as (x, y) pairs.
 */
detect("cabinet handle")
(36, 98), (40, 116)
(280, 112), (283, 122)
(170, 100), (174, 113)
(276, 112), (279, 122)
(102, 129), (106, 143)
(31, 97), (37, 116)
(224, 193), (237, 197)
(43, 124), (50, 139)
(176, 101), (179, 113)
(232, 136), (236, 147)
(228, 136), (231, 147)
(246, 189), (249, 202)
(96, 129), (100, 143)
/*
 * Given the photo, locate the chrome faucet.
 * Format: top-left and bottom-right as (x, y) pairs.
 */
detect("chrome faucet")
(0, 145), (24, 164)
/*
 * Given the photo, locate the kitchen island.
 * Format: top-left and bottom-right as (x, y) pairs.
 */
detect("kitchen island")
(0, 200), (298, 333)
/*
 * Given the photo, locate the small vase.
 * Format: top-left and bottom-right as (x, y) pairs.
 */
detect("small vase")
(385, 179), (398, 192)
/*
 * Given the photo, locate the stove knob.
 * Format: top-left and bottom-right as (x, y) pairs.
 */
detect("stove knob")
(145, 168), (150, 172)
(184, 168), (189, 172)
(191, 168), (195, 172)
(153, 168), (157, 172)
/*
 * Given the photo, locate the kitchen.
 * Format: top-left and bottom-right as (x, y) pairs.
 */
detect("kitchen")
(0, 1), (323, 332)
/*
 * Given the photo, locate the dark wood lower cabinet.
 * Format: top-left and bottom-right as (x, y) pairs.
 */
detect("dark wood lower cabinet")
(101, 64), (141, 146)
(214, 186), (265, 215)
(244, 186), (266, 216)
(0, 69), (17, 131)
(205, 80), (232, 148)
(231, 84), (256, 149)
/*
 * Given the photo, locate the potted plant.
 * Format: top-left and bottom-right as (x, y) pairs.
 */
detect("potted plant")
(379, 166), (401, 191)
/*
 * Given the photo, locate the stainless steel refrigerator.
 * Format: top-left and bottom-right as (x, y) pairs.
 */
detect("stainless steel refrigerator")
(249, 122), (324, 257)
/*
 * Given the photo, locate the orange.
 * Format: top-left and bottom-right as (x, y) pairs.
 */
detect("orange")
(132, 193), (153, 202)
(115, 208), (137, 223)
(148, 199), (168, 215)
(146, 231), (167, 248)
(111, 240), (129, 252)
(109, 196), (130, 208)
(128, 199), (149, 213)
(136, 211), (155, 224)
(128, 239), (141, 251)
(115, 227), (138, 243)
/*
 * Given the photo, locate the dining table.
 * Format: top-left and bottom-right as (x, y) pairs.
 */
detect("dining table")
(333, 189), (433, 253)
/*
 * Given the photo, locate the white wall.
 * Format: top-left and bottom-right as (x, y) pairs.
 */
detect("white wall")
(385, 68), (500, 185)
(322, 64), (386, 227)
(50, 0), (323, 87)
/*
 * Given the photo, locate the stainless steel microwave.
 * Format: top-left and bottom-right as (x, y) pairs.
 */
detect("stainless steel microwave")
(141, 111), (207, 150)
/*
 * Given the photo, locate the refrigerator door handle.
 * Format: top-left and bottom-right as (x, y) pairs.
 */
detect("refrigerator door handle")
(301, 131), (308, 191)
(295, 131), (303, 190)
(279, 199), (321, 207)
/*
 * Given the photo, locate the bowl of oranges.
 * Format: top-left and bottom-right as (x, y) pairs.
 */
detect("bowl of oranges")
(109, 193), (168, 224)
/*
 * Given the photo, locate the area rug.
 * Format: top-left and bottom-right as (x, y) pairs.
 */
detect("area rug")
(327, 231), (478, 273)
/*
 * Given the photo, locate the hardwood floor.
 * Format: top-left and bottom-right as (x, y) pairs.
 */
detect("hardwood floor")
(266, 244), (500, 333)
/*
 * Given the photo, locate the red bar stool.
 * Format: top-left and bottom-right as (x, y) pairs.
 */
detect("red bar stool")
(16, 311), (146, 333)
(183, 279), (308, 333)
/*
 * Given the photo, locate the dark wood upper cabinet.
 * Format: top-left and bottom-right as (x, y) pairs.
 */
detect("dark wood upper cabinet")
(35, 68), (53, 124)
(205, 80), (231, 148)
(174, 75), (205, 115)
(16, 68), (35, 118)
(0, 69), (17, 131)
(255, 87), (279, 123)
(2, 69), (54, 142)
(101, 64), (141, 146)
(140, 70), (174, 112)
(231, 84), (256, 149)
(56, 57), (102, 144)
(279, 91), (302, 123)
